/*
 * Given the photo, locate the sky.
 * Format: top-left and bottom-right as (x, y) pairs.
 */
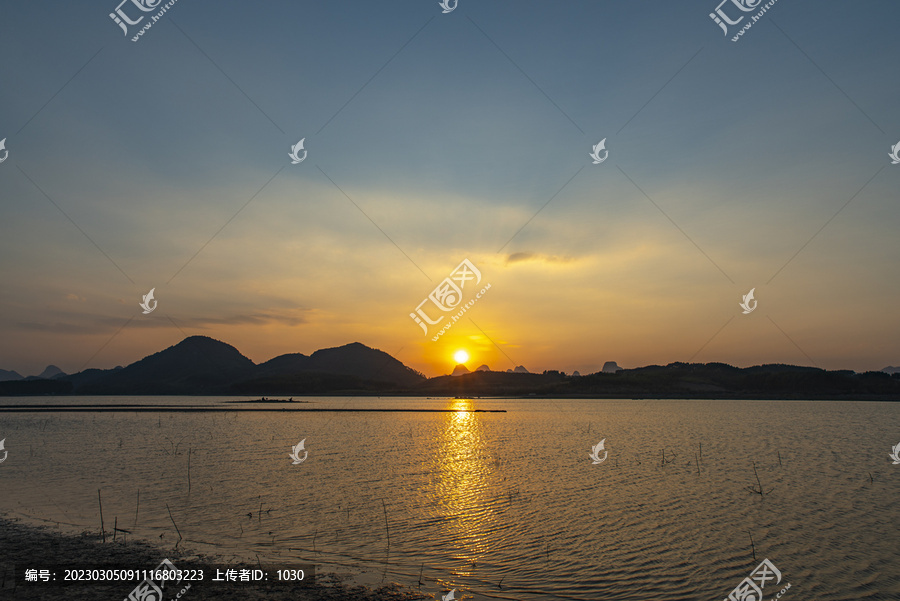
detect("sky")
(1, 0), (898, 378)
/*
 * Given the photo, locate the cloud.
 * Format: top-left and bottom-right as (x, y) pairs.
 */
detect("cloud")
(162, 311), (310, 329)
(505, 252), (575, 265)
(15, 309), (310, 334)
(16, 321), (101, 335)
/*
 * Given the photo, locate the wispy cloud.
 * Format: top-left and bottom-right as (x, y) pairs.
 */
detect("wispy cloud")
(505, 252), (575, 265)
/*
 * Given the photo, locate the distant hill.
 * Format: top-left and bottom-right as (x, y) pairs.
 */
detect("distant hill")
(0, 365), (66, 382)
(0, 339), (897, 399)
(419, 370), (565, 396)
(451, 364), (470, 376)
(252, 343), (424, 387)
(24, 365), (67, 381)
(412, 362), (900, 399)
(305, 343), (424, 386)
(38, 365), (65, 379)
(73, 336), (256, 395)
(0, 337), (425, 396)
(0, 369), (23, 382)
(255, 353), (310, 377)
(558, 362), (898, 399)
(63, 367), (120, 391)
(602, 361), (622, 373)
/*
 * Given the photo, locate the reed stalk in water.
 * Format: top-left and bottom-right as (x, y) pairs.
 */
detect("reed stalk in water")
(166, 503), (183, 548)
(747, 461), (773, 496)
(382, 499), (391, 549)
(97, 489), (105, 543)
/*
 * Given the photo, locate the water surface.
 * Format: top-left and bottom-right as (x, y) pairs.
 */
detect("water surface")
(1, 397), (898, 600)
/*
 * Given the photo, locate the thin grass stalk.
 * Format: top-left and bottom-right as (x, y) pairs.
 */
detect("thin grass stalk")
(165, 503), (183, 548)
(381, 499), (391, 549)
(98, 489), (105, 543)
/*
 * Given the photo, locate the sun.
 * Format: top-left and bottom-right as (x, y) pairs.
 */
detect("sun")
(453, 350), (469, 364)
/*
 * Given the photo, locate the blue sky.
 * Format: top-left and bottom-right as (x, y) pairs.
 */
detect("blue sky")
(1, 0), (898, 377)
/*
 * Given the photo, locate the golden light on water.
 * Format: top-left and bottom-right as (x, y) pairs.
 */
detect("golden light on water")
(449, 397), (474, 416)
(433, 398), (496, 569)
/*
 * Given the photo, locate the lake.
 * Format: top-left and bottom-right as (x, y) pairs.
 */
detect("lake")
(1, 397), (898, 600)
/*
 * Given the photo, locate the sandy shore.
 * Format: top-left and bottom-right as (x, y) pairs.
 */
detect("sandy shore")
(0, 516), (429, 601)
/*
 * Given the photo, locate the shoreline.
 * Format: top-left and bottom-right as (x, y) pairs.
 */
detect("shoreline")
(0, 405), (507, 413)
(0, 516), (429, 600)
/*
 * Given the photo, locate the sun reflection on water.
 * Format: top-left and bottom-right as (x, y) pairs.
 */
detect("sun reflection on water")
(432, 398), (498, 573)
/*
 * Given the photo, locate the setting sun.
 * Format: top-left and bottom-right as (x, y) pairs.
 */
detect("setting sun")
(453, 350), (470, 364)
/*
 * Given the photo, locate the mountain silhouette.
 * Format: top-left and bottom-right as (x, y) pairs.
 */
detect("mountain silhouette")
(602, 361), (622, 373)
(306, 342), (423, 385)
(9, 337), (425, 395)
(451, 364), (471, 376)
(74, 336), (255, 394)
(38, 365), (65, 379)
(255, 353), (310, 376)
(0, 369), (23, 382)
(1, 339), (899, 399)
(22, 365), (67, 381)
(244, 342), (424, 391)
